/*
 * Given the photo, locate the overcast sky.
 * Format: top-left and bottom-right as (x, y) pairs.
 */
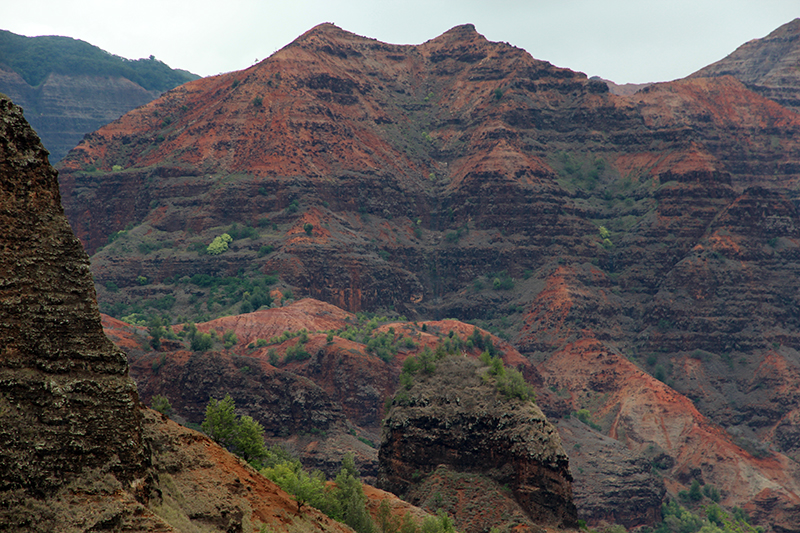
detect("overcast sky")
(5, 0), (798, 84)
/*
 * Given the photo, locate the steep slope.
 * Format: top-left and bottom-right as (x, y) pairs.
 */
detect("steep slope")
(0, 29), (198, 162)
(57, 22), (800, 531)
(690, 18), (800, 112)
(142, 408), (357, 533)
(536, 337), (800, 530)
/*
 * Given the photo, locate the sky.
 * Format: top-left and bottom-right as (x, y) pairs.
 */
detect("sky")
(4, 0), (798, 84)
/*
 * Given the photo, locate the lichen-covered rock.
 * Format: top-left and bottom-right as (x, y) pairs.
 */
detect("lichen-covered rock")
(0, 95), (147, 500)
(378, 356), (577, 531)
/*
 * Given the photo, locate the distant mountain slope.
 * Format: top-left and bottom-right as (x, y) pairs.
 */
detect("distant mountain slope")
(690, 18), (800, 112)
(0, 29), (198, 161)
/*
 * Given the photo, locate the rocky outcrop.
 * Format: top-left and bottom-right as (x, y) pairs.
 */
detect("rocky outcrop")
(378, 356), (577, 531)
(0, 95), (147, 504)
(690, 18), (800, 112)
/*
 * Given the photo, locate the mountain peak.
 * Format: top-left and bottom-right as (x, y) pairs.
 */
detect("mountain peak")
(289, 22), (378, 50)
(438, 23), (480, 38)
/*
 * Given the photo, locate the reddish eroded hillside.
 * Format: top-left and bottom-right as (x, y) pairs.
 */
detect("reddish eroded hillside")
(199, 298), (353, 345)
(121, 299), (528, 478)
(536, 337), (800, 530)
(628, 76), (800, 189)
(61, 21), (800, 531)
(143, 408), (355, 533)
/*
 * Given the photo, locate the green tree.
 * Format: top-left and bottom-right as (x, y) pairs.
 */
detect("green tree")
(223, 330), (238, 349)
(233, 415), (267, 462)
(304, 223), (314, 236)
(202, 394), (238, 447)
(148, 317), (165, 350)
(150, 394), (172, 417)
(376, 500), (400, 533)
(688, 479), (704, 502)
(262, 460), (338, 515)
(334, 454), (374, 533)
(201, 395), (271, 468)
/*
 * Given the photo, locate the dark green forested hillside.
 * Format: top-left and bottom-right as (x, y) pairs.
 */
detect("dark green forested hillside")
(0, 29), (197, 91)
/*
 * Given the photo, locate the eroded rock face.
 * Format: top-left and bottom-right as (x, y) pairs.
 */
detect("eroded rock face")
(557, 418), (665, 529)
(378, 357), (577, 531)
(0, 95), (147, 499)
(53, 21), (800, 530)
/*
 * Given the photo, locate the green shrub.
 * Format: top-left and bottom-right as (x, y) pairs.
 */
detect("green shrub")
(207, 233), (232, 255)
(702, 484), (721, 502)
(491, 271), (514, 290)
(304, 223), (314, 236)
(223, 330), (238, 349)
(480, 351), (535, 402)
(191, 332), (213, 351)
(228, 223), (259, 240)
(285, 342), (310, 363)
(150, 394), (172, 417)
(572, 409), (601, 431)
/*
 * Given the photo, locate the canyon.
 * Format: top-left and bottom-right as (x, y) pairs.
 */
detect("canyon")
(5, 17), (800, 532)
